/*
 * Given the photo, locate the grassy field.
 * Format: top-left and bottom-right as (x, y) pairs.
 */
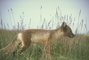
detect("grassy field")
(0, 29), (89, 60)
(0, 8), (89, 60)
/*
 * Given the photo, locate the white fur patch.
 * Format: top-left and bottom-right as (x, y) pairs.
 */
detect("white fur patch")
(18, 33), (22, 40)
(17, 33), (24, 48)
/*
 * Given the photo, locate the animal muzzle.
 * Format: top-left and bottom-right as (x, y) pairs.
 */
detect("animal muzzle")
(69, 34), (75, 38)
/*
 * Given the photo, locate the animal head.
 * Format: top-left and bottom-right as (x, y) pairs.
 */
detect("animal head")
(61, 22), (75, 38)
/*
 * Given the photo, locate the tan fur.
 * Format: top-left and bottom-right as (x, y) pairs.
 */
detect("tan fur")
(0, 35), (21, 56)
(0, 22), (74, 56)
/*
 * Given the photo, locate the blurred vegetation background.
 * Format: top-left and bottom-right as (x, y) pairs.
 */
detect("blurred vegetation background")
(0, 7), (89, 60)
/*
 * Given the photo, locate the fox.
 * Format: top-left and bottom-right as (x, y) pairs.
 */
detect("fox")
(0, 22), (74, 57)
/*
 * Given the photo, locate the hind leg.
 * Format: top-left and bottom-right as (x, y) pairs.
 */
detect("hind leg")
(13, 51), (16, 57)
(20, 46), (28, 53)
(19, 41), (31, 54)
(13, 43), (20, 57)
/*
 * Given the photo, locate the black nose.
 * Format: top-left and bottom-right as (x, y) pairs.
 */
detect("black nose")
(71, 34), (75, 38)
(73, 34), (75, 37)
(69, 34), (75, 38)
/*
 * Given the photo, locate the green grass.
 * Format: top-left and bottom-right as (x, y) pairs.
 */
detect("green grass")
(0, 7), (88, 60)
(0, 29), (89, 60)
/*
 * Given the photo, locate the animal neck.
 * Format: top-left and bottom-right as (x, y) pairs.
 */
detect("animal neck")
(49, 27), (64, 45)
(53, 27), (64, 39)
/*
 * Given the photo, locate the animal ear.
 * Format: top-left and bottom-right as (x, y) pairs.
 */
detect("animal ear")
(61, 22), (67, 31)
(62, 22), (67, 28)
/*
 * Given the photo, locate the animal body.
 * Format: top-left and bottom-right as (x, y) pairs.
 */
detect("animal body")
(0, 22), (74, 57)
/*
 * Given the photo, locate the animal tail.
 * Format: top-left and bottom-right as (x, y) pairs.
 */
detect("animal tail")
(0, 35), (21, 56)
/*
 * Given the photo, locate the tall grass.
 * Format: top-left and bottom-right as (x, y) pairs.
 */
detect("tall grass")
(0, 7), (89, 60)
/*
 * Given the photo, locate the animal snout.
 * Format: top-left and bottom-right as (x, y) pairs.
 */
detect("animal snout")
(70, 34), (75, 38)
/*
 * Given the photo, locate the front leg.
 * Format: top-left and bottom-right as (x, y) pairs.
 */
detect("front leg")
(46, 45), (52, 57)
